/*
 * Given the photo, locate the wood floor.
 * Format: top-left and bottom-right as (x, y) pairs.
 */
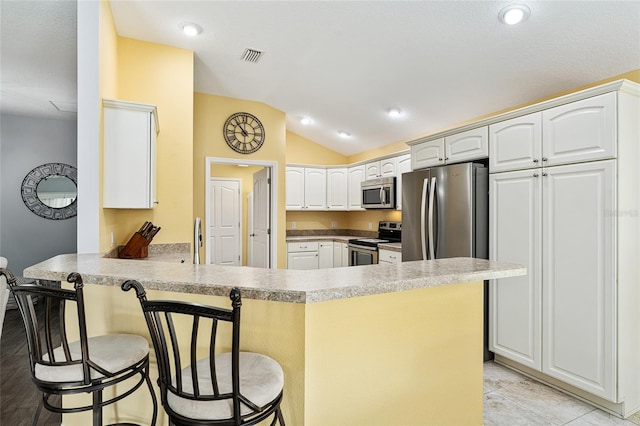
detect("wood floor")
(1, 307), (61, 425)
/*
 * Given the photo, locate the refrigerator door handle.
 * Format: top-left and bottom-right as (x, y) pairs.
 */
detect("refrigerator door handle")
(420, 178), (429, 259)
(428, 177), (436, 259)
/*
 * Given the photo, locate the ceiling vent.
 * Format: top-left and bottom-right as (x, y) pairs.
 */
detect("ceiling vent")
(241, 48), (264, 63)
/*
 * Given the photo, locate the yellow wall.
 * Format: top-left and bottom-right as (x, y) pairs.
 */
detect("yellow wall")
(286, 131), (348, 165)
(193, 93), (287, 268)
(209, 164), (263, 265)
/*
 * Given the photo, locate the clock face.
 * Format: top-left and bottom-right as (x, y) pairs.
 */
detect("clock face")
(223, 112), (265, 154)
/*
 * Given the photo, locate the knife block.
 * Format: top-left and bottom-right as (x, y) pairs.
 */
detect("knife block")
(118, 232), (150, 259)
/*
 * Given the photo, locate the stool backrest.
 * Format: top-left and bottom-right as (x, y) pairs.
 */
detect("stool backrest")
(122, 280), (244, 422)
(0, 268), (95, 385)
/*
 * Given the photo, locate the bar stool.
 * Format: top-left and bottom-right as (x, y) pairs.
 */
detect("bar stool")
(122, 280), (285, 426)
(0, 268), (158, 426)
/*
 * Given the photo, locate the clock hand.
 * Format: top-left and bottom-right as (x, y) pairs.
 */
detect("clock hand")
(238, 124), (249, 137)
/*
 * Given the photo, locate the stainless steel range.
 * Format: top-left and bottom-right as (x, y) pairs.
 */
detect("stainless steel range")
(348, 221), (401, 266)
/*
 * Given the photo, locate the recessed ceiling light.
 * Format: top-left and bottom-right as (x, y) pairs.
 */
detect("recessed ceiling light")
(338, 130), (351, 138)
(300, 117), (313, 125)
(387, 108), (403, 118)
(179, 22), (202, 36)
(498, 4), (530, 25)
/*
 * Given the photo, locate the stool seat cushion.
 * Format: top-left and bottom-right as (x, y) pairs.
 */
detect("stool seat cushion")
(35, 334), (149, 382)
(167, 351), (284, 421)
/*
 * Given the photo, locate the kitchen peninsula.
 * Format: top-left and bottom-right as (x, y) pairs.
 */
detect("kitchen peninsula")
(24, 254), (524, 426)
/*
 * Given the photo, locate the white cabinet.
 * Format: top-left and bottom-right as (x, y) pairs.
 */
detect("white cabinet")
(395, 154), (411, 210)
(542, 92), (616, 167)
(366, 158), (396, 179)
(541, 161), (615, 400)
(287, 241), (319, 270)
(411, 127), (488, 170)
(489, 169), (542, 371)
(490, 161), (616, 400)
(490, 93), (616, 174)
(326, 168), (348, 210)
(378, 249), (401, 264)
(365, 161), (380, 179)
(489, 112), (542, 173)
(347, 165), (365, 210)
(332, 241), (349, 267)
(286, 167), (326, 210)
(103, 99), (158, 209)
(318, 241), (334, 269)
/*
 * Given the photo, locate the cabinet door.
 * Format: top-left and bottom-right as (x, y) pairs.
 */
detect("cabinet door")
(378, 249), (400, 264)
(365, 161), (380, 179)
(445, 127), (488, 164)
(380, 158), (396, 177)
(489, 169), (542, 371)
(489, 113), (542, 173)
(411, 139), (445, 170)
(542, 92), (616, 166)
(542, 160), (616, 401)
(395, 154), (411, 210)
(286, 167), (305, 210)
(304, 168), (327, 210)
(103, 102), (157, 209)
(342, 243), (349, 266)
(347, 165), (365, 210)
(287, 251), (319, 270)
(318, 242), (334, 269)
(333, 242), (343, 267)
(327, 168), (348, 210)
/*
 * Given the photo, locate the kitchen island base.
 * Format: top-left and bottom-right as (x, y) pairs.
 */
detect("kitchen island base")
(60, 280), (484, 425)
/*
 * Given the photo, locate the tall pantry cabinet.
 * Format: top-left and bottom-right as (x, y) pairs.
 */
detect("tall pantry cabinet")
(488, 81), (640, 417)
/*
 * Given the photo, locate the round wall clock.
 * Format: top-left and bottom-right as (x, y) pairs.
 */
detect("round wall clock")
(223, 112), (265, 154)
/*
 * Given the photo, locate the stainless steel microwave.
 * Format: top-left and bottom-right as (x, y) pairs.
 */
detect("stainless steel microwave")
(361, 176), (396, 209)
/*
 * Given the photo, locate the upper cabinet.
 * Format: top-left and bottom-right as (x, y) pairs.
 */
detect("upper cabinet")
(366, 158), (396, 179)
(286, 167), (327, 210)
(326, 168), (348, 210)
(347, 165), (365, 210)
(411, 127), (488, 170)
(395, 154), (411, 210)
(103, 99), (159, 209)
(542, 92), (616, 167)
(490, 93), (616, 173)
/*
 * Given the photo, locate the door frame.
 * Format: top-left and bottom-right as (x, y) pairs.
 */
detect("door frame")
(205, 157), (278, 269)
(208, 177), (242, 265)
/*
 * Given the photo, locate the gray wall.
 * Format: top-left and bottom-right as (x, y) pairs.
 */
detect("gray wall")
(0, 114), (77, 276)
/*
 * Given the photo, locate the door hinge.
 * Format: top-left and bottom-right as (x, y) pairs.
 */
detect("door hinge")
(238, 255), (240, 261)
(267, 228), (271, 235)
(267, 178), (271, 184)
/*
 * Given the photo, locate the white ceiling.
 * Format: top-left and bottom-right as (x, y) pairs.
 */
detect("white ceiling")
(2, 1), (639, 156)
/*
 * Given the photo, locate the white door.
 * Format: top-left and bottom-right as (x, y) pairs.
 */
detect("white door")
(365, 161), (381, 179)
(445, 126), (489, 163)
(247, 192), (254, 267)
(395, 154), (411, 210)
(285, 167), (305, 210)
(379, 157), (396, 177)
(347, 165), (365, 210)
(489, 169), (542, 370)
(304, 168), (327, 209)
(287, 252), (319, 270)
(251, 168), (271, 268)
(411, 138), (445, 170)
(542, 160), (616, 401)
(489, 112), (542, 173)
(318, 241), (334, 269)
(327, 168), (348, 210)
(209, 179), (240, 265)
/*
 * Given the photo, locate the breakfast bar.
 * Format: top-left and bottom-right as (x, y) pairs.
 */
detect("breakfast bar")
(24, 254), (525, 426)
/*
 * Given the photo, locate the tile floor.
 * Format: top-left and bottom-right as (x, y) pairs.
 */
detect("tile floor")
(484, 361), (640, 426)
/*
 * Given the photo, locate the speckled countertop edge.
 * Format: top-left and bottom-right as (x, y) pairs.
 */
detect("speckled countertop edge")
(24, 254), (525, 304)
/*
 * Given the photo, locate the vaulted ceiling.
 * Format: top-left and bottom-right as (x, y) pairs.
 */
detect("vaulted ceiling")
(2, 1), (639, 155)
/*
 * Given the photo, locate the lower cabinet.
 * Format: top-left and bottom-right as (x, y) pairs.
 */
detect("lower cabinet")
(287, 242), (319, 270)
(490, 160), (617, 402)
(378, 249), (401, 264)
(333, 242), (349, 267)
(318, 241), (334, 269)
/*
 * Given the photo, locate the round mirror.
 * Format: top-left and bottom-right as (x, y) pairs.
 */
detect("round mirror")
(37, 175), (77, 208)
(21, 163), (77, 220)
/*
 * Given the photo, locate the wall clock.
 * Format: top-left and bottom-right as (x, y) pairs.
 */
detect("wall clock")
(223, 112), (265, 154)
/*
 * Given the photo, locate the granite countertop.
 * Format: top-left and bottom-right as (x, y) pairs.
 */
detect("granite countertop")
(24, 254), (524, 304)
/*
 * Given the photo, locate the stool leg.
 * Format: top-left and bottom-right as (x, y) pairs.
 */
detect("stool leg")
(32, 395), (44, 426)
(145, 365), (158, 426)
(93, 389), (103, 426)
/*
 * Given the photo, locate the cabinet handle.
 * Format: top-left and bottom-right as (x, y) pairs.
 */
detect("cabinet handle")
(390, 255), (397, 259)
(533, 159), (539, 163)
(444, 157), (449, 161)
(438, 158), (443, 161)
(533, 173), (539, 177)
(542, 157), (548, 162)
(542, 173), (548, 177)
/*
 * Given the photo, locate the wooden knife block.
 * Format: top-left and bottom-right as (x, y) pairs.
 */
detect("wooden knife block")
(118, 232), (150, 259)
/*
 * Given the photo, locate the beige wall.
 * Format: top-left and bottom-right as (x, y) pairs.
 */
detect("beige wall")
(286, 131), (348, 165)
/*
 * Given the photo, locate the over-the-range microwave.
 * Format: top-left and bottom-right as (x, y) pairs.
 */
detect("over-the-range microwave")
(361, 176), (396, 209)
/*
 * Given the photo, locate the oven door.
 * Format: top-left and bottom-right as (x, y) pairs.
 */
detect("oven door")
(348, 245), (379, 266)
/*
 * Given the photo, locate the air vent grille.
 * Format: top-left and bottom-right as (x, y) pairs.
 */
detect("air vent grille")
(241, 48), (264, 63)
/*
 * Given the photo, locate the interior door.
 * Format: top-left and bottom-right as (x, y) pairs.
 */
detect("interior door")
(251, 168), (271, 268)
(209, 179), (240, 265)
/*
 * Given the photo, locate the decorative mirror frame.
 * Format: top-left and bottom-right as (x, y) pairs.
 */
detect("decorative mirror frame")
(21, 163), (78, 220)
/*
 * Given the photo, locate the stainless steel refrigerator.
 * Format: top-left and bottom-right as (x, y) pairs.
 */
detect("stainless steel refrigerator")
(402, 162), (491, 360)
(402, 162), (488, 261)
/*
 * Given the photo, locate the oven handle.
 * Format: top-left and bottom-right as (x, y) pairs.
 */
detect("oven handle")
(348, 244), (378, 253)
